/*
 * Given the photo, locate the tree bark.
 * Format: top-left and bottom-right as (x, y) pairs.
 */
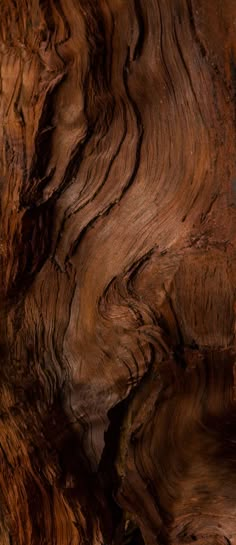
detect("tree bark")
(0, 1), (236, 544)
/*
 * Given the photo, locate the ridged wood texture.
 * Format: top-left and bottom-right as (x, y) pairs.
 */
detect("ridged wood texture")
(0, 1), (236, 544)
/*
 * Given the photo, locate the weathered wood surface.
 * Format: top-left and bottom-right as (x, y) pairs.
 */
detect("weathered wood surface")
(0, 1), (236, 544)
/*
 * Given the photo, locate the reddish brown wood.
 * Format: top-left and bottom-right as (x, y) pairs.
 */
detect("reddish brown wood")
(0, 1), (236, 544)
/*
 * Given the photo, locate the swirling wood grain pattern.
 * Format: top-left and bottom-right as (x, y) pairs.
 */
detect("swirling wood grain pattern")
(0, 1), (236, 544)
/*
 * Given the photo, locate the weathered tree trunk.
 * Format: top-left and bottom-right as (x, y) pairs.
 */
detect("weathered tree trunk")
(0, 1), (236, 544)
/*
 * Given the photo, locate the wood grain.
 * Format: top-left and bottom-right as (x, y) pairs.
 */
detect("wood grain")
(0, 1), (236, 544)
